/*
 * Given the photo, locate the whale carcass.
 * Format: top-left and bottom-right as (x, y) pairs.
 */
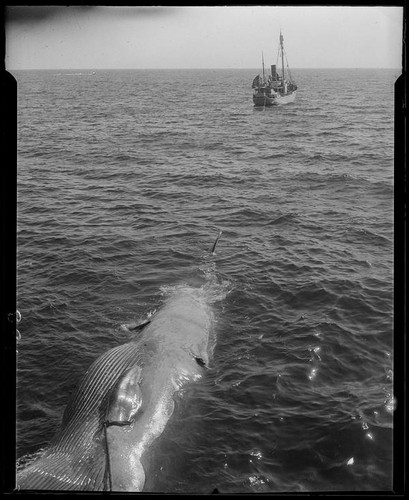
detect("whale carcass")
(17, 286), (215, 491)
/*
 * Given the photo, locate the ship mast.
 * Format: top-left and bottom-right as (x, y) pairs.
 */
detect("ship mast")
(280, 31), (285, 83)
(262, 51), (265, 84)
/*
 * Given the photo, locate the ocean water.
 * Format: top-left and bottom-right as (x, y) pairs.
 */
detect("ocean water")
(14, 68), (398, 492)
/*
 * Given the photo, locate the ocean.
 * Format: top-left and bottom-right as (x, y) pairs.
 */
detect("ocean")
(13, 68), (399, 492)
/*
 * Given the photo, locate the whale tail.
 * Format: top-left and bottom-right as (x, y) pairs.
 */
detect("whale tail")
(210, 230), (222, 255)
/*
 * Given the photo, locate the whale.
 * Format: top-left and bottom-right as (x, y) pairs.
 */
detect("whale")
(16, 286), (215, 491)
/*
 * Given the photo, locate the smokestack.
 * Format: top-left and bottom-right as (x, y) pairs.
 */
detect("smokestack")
(271, 65), (277, 79)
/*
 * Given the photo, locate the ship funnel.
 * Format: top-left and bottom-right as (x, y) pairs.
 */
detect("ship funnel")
(271, 65), (277, 79)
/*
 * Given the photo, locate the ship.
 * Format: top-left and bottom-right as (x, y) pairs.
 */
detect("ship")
(252, 31), (297, 106)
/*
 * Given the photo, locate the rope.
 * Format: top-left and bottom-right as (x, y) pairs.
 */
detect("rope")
(103, 423), (113, 492)
(284, 51), (294, 82)
(102, 419), (135, 491)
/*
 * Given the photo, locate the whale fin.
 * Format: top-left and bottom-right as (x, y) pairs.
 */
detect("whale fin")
(125, 320), (151, 332)
(195, 357), (207, 368)
(192, 346), (209, 369)
(105, 365), (143, 426)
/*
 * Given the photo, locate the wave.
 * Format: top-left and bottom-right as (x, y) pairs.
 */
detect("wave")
(15, 68), (395, 493)
(265, 213), (300, 226)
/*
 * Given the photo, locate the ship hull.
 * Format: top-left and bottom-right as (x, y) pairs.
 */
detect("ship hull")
(253, 90), (296, 107)
(276, 90), (296, 105)
(253, 93), (277, 106)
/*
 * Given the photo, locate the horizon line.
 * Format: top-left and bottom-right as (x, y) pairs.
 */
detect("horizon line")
(7, 66), (402, 71)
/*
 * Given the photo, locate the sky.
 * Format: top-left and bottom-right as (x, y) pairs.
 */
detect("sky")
(5, 6), (403, 70)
